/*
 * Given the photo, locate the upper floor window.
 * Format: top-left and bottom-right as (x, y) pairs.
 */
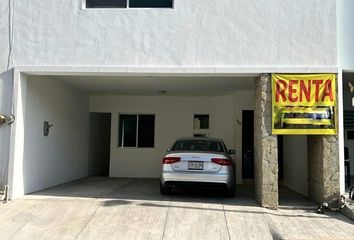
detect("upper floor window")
(129, 0), (173, 8)
(86, 0), (126, 8)
(85, 0), (173, 8)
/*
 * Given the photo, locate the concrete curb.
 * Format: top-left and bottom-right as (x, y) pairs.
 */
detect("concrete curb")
(341, 205), (354, 221)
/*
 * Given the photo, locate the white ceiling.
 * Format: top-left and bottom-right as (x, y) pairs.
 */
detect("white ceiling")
(51, 75), (256, 96)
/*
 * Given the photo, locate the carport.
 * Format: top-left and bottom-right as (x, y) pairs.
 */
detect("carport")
(7, 68), (342, 210)
(8, 68), (258, 199)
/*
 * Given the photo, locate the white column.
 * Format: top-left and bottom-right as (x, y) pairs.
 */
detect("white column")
(337, 70), (345, 194)
(8, 72), (27, 199)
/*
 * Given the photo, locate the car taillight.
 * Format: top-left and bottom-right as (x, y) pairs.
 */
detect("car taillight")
(162, 157), (181, 164)
(211, 158), (233, 166)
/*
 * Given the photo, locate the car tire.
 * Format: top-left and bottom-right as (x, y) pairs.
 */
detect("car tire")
(160, 183), (171, 195)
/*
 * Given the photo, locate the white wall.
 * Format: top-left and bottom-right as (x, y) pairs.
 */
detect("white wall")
(2, 0), (337, 68)
(283, 136), (308, 196)
(0, 1), (13, 188)
(0, 1), (9, 69)
(0, 71), (13, 188)
(90, 94), (238, 179)
(233, 91), (255, 184)
(12, 75), (90, 196)
(337, 0), (354, 69)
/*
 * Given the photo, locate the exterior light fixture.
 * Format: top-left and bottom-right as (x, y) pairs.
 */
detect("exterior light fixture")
(0, 114), (15, 125)
(43, 121), (54, 136)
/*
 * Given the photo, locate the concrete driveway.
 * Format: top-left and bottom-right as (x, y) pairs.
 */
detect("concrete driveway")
(0, 177), (353, 240)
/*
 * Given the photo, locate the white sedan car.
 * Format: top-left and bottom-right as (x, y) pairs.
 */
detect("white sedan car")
(160, 137), (236, 196)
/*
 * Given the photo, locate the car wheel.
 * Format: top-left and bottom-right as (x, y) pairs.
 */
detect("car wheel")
(226, 187), (235, 197)
(160, 182), (171, 195)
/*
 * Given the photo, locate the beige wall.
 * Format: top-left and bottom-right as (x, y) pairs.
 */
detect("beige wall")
(90, 92), (254, 183)
(283, 136), (308, 196)
(90, 95), (237, 179)
(90, 91), (254, 184)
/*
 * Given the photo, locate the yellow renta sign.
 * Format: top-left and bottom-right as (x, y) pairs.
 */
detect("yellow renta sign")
(272, 74), (337, 135)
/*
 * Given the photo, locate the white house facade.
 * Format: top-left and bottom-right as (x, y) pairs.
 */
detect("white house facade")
(0, 0), (353, 208)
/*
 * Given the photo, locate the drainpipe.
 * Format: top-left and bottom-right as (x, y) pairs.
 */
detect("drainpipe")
(0, 114), (15, 203)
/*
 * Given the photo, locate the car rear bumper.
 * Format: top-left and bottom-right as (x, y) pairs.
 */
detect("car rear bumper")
(161, 170), (235, 189)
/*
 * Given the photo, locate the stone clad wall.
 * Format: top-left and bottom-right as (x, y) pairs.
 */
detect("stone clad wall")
(254, 73), (279, 208)
(308, 135), (340, 205)
(322, 136), (340, 202)
(254, 73), (340, 208)
(307, 74), (340, 206)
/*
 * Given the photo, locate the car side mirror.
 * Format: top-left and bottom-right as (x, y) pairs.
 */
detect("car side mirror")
(228, 149), (236, 154)
(167, 148), (171, 152)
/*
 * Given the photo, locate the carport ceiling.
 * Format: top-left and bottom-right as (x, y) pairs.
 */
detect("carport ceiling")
(51, 75), (256, 96)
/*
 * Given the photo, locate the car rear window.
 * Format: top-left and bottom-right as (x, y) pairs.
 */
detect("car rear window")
(171, 140), (224, 152)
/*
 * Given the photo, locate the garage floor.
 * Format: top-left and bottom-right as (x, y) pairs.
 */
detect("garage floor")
(1, 177), (353, 240)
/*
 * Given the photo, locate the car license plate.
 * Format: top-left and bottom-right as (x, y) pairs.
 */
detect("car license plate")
(188, 161), (203, 170)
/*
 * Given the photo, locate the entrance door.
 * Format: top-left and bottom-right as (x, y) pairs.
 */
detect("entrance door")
(89, 113), (111, 176)
(278, 135), (284, 180)
(242, 110), (254, 178)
